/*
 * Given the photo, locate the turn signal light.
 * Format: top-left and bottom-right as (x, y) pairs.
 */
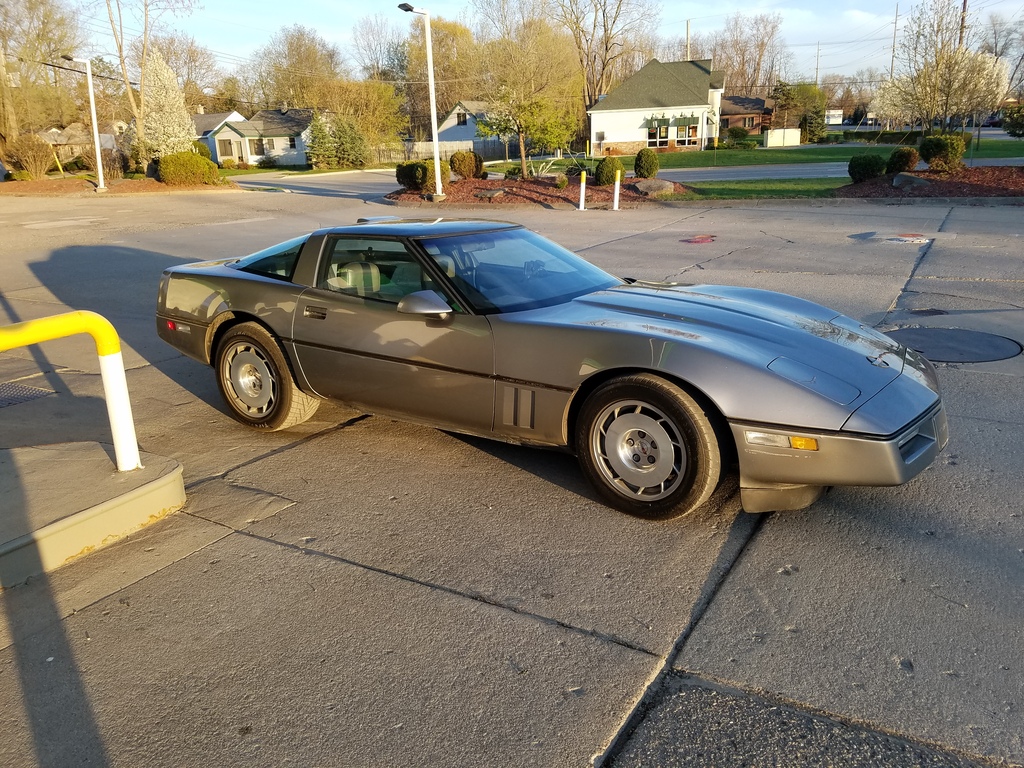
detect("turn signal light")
(744, 431), (819, 451)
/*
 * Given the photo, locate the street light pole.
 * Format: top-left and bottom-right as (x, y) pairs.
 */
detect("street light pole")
(62, 55), (105, 191)
(398, 3), (444, 200)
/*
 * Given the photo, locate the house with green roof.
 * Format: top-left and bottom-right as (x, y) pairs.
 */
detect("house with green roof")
(587, 59), (724, 155)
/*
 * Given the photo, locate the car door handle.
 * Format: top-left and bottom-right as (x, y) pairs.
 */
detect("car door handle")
(303, 305), (327, 320)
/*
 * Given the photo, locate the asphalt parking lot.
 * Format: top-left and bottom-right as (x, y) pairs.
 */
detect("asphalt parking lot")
(1, 180), (1022, 767)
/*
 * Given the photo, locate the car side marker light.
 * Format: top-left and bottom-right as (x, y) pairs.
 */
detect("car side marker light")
(745, 431), (819, 451)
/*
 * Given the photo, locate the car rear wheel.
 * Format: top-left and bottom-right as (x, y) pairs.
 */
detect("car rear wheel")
(215, 322), (319, 431)
(576, 374), (721, 519)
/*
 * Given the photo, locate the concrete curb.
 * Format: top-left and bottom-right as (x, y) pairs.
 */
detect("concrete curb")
(0, 442), (186, 588)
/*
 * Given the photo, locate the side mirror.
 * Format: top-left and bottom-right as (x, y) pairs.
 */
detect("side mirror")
(397, 290), (453, 319)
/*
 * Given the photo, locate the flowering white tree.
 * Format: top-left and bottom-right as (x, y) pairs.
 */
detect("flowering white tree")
(888, 0), (1010, 130)
(141, 49), (196, 157)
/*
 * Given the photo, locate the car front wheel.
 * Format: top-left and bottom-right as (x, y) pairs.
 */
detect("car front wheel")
(576, 374), (721, 519)
(215, 322), (319, 431)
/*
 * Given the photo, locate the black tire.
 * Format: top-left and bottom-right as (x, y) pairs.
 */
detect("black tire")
(214, 322), (319, 431)
(575, 374), (721, 519)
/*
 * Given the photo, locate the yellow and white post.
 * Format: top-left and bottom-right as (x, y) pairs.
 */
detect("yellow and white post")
(613, 169), (621, 211)
(0, 311), (142, 471)
(578, 170), (587, 211)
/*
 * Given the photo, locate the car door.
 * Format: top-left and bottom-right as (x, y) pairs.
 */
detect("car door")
(290, 235), (495, 433)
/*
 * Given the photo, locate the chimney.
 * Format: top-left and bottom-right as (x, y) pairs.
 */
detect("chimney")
(197, 105), (204, 114)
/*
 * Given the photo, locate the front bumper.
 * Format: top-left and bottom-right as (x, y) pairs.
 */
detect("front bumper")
(729, 402), (948, 511)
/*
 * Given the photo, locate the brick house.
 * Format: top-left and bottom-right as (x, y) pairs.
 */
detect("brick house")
(719, 96), (774, 135)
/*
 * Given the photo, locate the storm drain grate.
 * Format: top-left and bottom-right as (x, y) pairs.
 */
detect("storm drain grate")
(0, 382), (55, 408)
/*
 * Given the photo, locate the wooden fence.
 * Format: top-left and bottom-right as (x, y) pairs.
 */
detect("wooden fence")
(370, 139), (510, 165)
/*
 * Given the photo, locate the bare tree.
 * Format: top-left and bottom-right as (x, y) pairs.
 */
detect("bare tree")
(979, 13), (1023, 99)
(552, 0), (659, 108)
(352, 15), (405, 82)
(712, 13), (786, 97)
(146, 33), (220, 111)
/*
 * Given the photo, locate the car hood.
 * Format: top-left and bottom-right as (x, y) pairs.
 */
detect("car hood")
(560, 281), (908, 407)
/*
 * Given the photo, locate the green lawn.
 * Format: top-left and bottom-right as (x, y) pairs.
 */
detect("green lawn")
(663, 177), (850, 200)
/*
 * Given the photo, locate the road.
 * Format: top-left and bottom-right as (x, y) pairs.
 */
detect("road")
(0, 189), (1021, 767)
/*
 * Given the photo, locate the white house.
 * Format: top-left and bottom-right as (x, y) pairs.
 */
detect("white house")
(192, 109), (245, 163)
(437, 101), (488, 142)
(192, 107), (315, 167)
(587, 59), (724, 155)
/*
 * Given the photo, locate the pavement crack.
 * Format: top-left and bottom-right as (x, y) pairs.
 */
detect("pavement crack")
(759, 229), (796, 244)
(594, 508), (767, 766)
(182, 414), (370, 491)
(576, 211), (713, 254)
(233, 530), (660, 658)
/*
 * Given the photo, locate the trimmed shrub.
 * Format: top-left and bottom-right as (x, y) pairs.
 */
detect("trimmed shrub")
(847, 154), (887, 183)
(727, 126), (750, 142)
(594, 155), (625, 186)
(396, 160), (428, 189)
(220, 158), (236, 170)
(8, 134), (54, 179)
(633, 147), (659, 179)
(919, 134), (965, 172)
(192, 140), (212, 160)
(10, 170), (33, 181)
(504, 166), (522, 180)
(157, 151), (220, 185)
(886, 146), (920, 174)
(555, 173), (568, 189)
(257, 154), (277, 169)
(237, 161), (250, 170)
(450, 150), (484, 180)
(422, 159), (451, 194)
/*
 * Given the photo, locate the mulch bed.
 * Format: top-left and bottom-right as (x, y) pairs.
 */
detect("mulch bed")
(834, 165), (1024, 198)
(385, 176), (688, 207)
(4, 166), (1022, 201)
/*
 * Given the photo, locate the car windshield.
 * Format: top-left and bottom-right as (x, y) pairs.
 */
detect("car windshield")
(418, 228), (621, 314)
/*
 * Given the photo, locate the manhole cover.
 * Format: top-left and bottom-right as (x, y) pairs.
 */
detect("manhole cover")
(0, 382), (54, 408)
(886, 328), (1022, 363)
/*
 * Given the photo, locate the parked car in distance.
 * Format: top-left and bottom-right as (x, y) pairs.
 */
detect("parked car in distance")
(156, 218), (948, 519)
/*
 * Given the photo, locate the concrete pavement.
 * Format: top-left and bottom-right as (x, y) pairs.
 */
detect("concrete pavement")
(0, 187), (1022, 766)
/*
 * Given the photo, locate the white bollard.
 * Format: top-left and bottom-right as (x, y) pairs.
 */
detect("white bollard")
(579, 170), (587, 211)
(613, 169), (621, 211)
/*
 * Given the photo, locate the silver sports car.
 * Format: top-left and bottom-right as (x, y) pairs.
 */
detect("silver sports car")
(156, 217), (948, 519)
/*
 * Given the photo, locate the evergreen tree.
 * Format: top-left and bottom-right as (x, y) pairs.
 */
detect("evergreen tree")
(333, 119), (367, 168)
(307, 113), (336, 168)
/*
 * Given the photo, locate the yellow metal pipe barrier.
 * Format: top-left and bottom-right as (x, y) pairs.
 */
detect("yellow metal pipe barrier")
(0, 311), (142, 471)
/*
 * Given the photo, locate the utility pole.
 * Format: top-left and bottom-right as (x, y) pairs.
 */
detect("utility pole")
(686, 19), (691, 61)
(958, 0), (968, 47)
(890, 3), (899, 80)
(815, 42), (820, 86)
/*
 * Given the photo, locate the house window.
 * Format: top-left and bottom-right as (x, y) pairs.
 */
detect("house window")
(266, 138), (276, 150)
(675, 124), (699, 146)
(457, 112), (468, 126)
(288, 137), (297, 149)
(720, 118), (729, 130)
(248, 138), (265, 155)
(647, 124), (669, 148)
(218, 139), (232, 157)
(743, 117), (756, 129)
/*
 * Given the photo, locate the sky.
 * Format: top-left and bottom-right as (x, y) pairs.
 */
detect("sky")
(74, 0), (1024, 85)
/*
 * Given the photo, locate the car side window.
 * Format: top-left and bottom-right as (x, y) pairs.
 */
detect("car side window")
(319, 237), (443, 304)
